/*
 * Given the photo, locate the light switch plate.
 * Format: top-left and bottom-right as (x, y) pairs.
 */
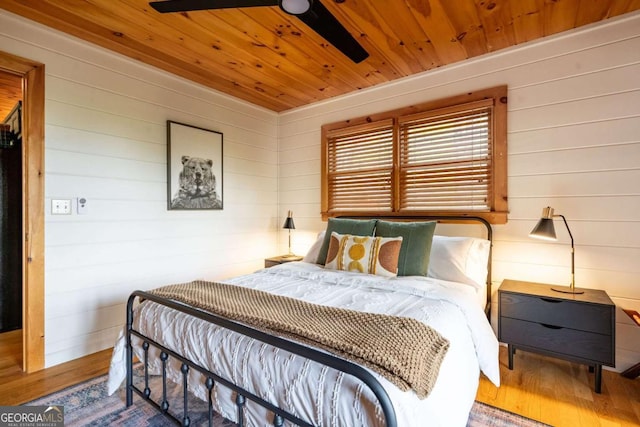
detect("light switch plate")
(51, 199), (71, 215)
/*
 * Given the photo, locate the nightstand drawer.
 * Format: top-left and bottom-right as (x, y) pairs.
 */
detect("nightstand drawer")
(500, 292), (612, 335)
(500, 317), (614, 365)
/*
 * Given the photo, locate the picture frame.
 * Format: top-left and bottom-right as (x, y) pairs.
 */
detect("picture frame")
(167, 120), (223, 210)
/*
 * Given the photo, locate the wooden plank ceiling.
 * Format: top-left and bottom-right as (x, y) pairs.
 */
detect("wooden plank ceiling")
(0, 70), (22, 121)
(1, 0), (639, 112)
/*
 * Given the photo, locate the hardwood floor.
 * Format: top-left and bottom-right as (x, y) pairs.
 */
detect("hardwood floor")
(0, 330), (111, 406)
(477, 347), (640, 427)
(1, 332), (638, 426)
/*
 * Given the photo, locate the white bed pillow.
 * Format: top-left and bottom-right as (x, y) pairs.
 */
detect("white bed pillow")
(302, 231), (325, 264)
(427, 235), (490, 289)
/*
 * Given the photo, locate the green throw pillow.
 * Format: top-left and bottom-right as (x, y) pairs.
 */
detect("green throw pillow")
(316, 218), (378, 265)
(375, 220), (436, 276)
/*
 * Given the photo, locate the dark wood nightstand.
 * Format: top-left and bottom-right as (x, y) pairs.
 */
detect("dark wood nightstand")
(498, 279), (615, 393)
(264, 255), (303, 268)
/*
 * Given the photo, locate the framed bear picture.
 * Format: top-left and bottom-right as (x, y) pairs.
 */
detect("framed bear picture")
(167, 120), (223, 210)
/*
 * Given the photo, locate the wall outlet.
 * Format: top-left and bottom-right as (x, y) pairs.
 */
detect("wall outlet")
(51, 199), (72, 215)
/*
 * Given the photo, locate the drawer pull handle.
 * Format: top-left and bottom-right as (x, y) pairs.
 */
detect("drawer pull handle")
(540, 298), (562, 304)
(540, 323), (563, 330)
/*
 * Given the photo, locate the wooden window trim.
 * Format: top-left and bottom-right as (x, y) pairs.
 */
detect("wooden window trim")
(321, 86), (508, 224)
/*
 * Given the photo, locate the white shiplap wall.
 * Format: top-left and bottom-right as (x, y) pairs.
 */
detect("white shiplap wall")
(0, 11), (279, 367)
(278, 12), (640, 372)
(2, 8), (639, 372)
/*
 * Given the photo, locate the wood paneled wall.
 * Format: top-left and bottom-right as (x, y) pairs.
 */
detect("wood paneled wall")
(278, 11), (640, 372)
(0, 11), (279, 367)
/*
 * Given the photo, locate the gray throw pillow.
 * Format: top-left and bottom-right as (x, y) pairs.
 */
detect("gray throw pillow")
(375, 220), (436, 276)
(316, 218), (377, 265)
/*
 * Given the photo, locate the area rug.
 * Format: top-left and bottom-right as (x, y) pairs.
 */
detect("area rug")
(27, 369), (550, 427)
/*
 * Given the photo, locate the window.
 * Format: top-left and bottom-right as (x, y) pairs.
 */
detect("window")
(326, 120), (394, 212)
(321, 86), (507, 224)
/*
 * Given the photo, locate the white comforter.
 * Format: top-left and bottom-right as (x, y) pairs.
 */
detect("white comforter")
(108, 262), (500, 426)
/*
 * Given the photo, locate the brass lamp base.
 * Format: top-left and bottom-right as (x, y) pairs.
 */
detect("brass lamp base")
(551, 286), (584, 294)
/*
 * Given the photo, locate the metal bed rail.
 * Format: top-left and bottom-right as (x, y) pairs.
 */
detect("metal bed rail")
(126, 290), (398, 427)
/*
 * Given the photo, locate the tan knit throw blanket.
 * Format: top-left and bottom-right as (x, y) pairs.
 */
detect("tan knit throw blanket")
(149, 280), (450, 399)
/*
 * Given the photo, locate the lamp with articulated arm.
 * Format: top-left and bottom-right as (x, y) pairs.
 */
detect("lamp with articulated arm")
(529, 206), (584, 294)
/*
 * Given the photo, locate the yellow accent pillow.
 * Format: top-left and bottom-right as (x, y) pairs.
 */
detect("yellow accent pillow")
(324, 232), (403, 278)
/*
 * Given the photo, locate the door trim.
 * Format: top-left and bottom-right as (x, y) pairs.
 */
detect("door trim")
(0, 50), (45, 373)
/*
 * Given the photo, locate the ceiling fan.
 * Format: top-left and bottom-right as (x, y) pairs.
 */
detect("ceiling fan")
(149, 0), (369, 63)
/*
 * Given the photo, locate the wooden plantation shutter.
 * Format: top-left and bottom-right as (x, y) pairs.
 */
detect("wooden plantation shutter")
(326, 120), (394, 212)
(398, 99), (493, 211)
(321, 86), (507, 224)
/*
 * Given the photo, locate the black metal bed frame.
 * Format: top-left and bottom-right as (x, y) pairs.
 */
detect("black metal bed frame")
(126, 291), (398, 426)
(125, 216), (492, 426)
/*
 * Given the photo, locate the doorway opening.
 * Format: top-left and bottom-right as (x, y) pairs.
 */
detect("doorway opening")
(0, 70), (23, 372)
(0, 50), (45, 373)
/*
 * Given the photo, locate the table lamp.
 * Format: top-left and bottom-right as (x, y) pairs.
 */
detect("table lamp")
(282, 210), (296, 257)
(529, 206), (583, 294)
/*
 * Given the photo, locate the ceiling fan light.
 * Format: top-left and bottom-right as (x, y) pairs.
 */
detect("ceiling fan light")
(280, 0), (312, 15)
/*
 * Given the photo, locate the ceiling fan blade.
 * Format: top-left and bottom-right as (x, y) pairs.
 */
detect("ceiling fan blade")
(297, 1), (368, 63)
(150, 0), (277, 13)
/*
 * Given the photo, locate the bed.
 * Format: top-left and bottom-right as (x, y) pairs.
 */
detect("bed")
(107, 216), (500, 426)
